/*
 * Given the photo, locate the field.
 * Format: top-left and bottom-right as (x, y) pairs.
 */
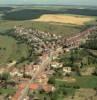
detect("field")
(0, 20), (84, 37)
(55, 76), (97, 88)
(48, 75), (97, 99)
(33, 14), (95, 25)
(0, 87), (16, 95)
(0, 34), (29, 65)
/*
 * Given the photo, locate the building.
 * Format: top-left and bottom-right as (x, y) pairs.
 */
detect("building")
(63, 67), (71, 75)
(51, 61), (63, 69)
(42, 84), (55, 93)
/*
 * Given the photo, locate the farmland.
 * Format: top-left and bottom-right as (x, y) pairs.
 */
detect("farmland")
(33, 14), (95, 25)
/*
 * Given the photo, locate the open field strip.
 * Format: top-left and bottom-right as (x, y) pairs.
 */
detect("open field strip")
(33, 14), (95, 25)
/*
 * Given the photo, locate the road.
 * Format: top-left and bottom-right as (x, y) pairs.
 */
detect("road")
(18, 50), (56, 100)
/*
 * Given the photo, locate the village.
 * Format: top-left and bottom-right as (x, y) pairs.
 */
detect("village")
(0, 25), (97, 100)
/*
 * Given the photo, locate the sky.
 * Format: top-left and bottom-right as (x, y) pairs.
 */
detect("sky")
(0, 0), (97, 6)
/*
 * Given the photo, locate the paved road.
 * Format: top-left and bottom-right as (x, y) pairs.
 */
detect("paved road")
(18, 50), (55, 100)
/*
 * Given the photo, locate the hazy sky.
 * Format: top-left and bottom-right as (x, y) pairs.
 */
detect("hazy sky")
(0, 0), (97, 6)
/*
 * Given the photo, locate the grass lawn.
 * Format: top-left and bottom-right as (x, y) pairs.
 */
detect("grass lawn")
(55, 76), (97, 88)
(63, 87), (75, 96)
(0, 34), (29, 65)
(0, 87), (16, 95)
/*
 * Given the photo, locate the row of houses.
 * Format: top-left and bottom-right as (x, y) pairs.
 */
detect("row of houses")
(64, 26), (97, 48)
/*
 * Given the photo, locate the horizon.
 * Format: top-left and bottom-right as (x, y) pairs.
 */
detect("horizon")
(0, 4), (97, 7)
(0, 0), (97, 6)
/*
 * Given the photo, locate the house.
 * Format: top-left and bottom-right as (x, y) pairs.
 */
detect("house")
(7, 61), (16, 67)
(29, 83), (40, 90)
(0, 68), (5, 74)
(46, 70), (55, 75)
(42, 84), (55, 93)
(51, 61), (63, 69)
(63, 67), (71, 75)
(19, 64), (39, 76)
(18, 83), (40, 90)
(10, 71), (23, 77)
(80, 67), (95, 76)
(0, 95), (4, 100)
(64, 48), (70, 52)
(36, 73), (49, 84)
(10, 68), (23, 77)
(23, 65), (34, 76)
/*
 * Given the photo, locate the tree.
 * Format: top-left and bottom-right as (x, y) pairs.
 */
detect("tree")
(48, 76), (55, 84)
(69, 50), (75, 67)
(1, 72), (10, 81)
(23, 65), (26, 78)
(0, 72), (10, 88)
(93, 67), (97, 76)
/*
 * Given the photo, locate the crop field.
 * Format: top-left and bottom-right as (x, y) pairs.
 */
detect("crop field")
(33, 14), (95, 25)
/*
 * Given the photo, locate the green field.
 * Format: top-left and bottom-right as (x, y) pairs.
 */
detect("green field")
(48, 75), (97, 99)
(0, 87), (16, 95)
(55, 76), (97, 88)
(0, 34), (29, 65)
(0, 20), (87, 37)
